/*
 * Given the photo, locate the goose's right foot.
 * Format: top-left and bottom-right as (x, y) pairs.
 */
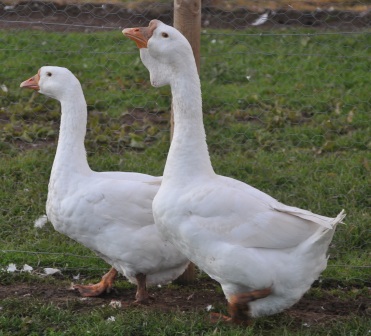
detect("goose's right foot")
(210, 287), (272, 326)
(132, 272), (154, 304)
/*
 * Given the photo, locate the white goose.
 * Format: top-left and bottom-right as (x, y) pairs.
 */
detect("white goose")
(123, 21), (345, 324)
(20, 66), (189, 303)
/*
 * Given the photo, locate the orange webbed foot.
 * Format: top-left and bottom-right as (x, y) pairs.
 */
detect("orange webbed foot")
(131, 272), (154, 305)
(73, 283), (108, 297)
(73, 267), (118, 297)
(209, 312), (233, 324)
(228, 287), (272, 324)
(209, 287), (272, 325)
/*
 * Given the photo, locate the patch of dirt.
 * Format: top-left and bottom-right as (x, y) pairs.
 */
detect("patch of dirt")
(0, 277), (369, 325)
(289, 293), (370, 325)
(0, 107), (169, 152)
(0, 277), (226, 313)
(0, 1), (370, 32)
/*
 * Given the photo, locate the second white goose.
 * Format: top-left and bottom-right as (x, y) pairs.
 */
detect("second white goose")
(20, 66), (189, 303)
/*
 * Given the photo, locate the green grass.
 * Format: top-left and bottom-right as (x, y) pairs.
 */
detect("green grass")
(0, 302), (368, 336)
(0, 26), (370, 334)
(0, 276), (369, 336)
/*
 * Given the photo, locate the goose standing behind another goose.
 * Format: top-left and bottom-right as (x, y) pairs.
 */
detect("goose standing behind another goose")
(123, 21), (345, 324)
(20, 66), (189, 303)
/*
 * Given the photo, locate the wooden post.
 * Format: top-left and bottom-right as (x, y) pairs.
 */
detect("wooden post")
(170, 0), (201, 140)
(174, 0), (201, 71)
(172, 0), (201, 284)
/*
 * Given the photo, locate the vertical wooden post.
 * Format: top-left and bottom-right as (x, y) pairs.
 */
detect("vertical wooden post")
(172, 0), (201, 284)
(174, 0), (201, 71)
(170, 0), (201, 140)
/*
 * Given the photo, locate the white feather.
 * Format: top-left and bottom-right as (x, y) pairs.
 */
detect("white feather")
(34, 214), (48, 228)
(251, 12), (269, 26)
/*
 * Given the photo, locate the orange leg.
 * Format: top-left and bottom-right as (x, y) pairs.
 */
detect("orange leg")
(133, 273), (153, 304)
(74, 267), (118, 297)
(210, 287), (272, 326)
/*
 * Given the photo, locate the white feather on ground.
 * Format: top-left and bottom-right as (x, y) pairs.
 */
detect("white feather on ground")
(34, 214), (48, 228)
(251, 12), (269, 26)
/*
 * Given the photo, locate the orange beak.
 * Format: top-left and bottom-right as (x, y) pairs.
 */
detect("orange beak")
(122, 20), (158, 48)
(20, 70), (40, 90)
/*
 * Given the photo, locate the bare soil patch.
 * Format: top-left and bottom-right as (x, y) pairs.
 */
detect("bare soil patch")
(1, 277), (369, 326)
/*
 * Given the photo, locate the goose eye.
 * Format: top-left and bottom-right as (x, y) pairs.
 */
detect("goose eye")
(46, 72), (52, 77)
(161, 32), (169, 38)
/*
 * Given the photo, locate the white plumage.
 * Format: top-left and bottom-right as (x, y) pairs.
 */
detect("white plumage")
(124, 20), (345, 323)
(20, 66), (189, 302)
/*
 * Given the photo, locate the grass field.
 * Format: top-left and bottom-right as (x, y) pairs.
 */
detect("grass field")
(0, 23), (370, 335)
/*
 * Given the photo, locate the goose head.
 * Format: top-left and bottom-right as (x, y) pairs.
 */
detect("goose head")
(20, 66), (83, 102)
(123, 20), (196, 87)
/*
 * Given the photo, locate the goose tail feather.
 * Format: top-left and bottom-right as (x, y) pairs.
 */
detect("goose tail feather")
(273, 207), (346, 229)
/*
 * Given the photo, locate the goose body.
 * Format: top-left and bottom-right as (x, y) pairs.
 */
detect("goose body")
(20, 66), (189, 301)
(123, 21), (345, 321)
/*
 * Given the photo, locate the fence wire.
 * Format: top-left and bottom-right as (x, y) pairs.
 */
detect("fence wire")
(0, 1), (370, 284)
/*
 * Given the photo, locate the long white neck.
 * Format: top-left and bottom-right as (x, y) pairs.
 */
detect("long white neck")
(51, 95), (91, 176)
(163, 65), (215, 182)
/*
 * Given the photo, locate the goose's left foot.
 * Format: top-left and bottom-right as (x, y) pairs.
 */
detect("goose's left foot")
(73, 267), (118, 297)
(210, 287), (272, 326)
(132, 273), (154, 304)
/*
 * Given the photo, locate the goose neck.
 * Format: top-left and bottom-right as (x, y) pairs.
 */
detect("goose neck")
(163, 72), (214, 179)
(53, 98), (90, 174)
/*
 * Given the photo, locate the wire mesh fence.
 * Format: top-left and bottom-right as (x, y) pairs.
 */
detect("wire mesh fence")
(0, 1), (370, 284)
